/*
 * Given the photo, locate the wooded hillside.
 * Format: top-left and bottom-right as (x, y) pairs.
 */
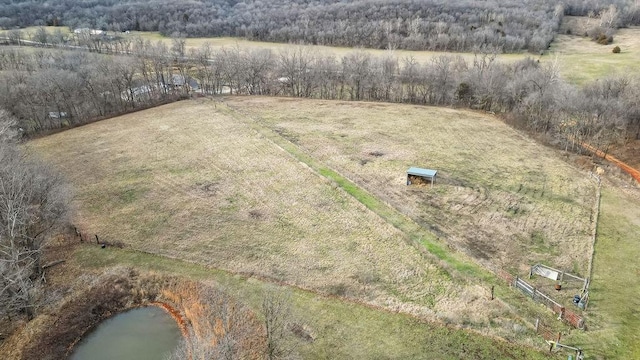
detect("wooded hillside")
(1, 0), (639, 53)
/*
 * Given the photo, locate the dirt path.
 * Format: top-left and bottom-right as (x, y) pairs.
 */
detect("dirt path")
(580, 142), (640, 183)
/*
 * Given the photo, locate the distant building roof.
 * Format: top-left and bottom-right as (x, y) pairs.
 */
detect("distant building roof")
(170, 74), (186, 86)
(48, 111), (68, 119)
(73, 28), (104, 36)
(407, 167), (437, 178)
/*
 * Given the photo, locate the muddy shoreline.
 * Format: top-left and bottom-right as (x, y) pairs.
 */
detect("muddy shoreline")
(14, 268), (185, 360)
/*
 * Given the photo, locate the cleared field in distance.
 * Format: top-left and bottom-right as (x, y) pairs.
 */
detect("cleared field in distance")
(551, 24), (640, 85)
(5, 20), (640, 86)
(225, 97), (595, 277)
(28, 99), (532, 340)
(132, 26), (639, 86)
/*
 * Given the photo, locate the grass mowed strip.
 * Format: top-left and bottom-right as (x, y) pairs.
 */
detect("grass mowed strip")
(564, 186), (640, 359)
(71, 245), (556, 360)
(224, 97), (595, 278)
(29, 99), (526, 337)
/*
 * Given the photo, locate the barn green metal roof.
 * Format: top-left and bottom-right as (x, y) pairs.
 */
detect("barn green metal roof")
(407, 167), (437, 177)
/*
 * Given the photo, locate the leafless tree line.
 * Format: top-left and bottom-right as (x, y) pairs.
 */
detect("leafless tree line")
(1, 41), (639, 151)
(0, 42), (191, 134)
(0, 110), (70, 322)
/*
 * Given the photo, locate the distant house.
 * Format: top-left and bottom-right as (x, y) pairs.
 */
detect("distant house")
(48, 111), (68, 119)
(73, 28), (105, 36)
(168, 74), (199, 91)
(121, 85), (153, 101)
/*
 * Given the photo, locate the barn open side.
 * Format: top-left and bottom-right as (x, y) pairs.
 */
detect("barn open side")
(406, 167), (437, 188)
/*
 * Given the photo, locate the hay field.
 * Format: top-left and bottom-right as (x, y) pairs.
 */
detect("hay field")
(28, 99), (522, 334)
(123, 28), (640, 86)
(224, 97), (596, 276)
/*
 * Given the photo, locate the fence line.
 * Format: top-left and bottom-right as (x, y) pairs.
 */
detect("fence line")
(586, 173), (601, 299)
(513, 276), (585, 329)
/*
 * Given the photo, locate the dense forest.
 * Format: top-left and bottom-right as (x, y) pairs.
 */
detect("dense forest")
(1, 0), (639, 53)
(0, 40), (638, 154)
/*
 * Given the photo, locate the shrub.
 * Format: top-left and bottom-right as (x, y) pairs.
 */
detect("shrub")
(612, 45), (621, 53)
(597, 34), (609, 45)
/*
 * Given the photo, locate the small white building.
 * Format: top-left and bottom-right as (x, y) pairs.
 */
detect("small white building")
(73, 28), (105, 36)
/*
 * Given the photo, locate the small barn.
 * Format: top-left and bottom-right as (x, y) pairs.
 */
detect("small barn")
(406, 167), (437, 188)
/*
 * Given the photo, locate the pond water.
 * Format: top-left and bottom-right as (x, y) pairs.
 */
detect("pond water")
(70, 306), (182, 360)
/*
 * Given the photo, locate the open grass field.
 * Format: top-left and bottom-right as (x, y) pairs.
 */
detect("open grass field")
(550, 26), (640, 85)
(26, 97), (596, 356)
(27, 99), (540, 340)
(224, 97), (596, 277)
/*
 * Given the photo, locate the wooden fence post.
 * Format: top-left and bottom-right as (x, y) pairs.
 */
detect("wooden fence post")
(535, 318), (540, 332)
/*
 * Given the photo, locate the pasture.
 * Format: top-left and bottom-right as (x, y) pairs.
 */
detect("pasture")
(28, 99), (527, 338)
(26, 98), (593, 354)
(8, 15), (640, 359)
(135, 27), (640, 86)
(27, 97), (599, 356)
(224, 97), (596, 276)
(550, 25), (640, 85)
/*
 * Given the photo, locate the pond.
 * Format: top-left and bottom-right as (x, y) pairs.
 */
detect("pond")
(70, 306), (182, 360)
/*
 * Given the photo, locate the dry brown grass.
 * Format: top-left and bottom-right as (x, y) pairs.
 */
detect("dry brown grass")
(224, 97), (596, 277)
(28, 99), (518, 334)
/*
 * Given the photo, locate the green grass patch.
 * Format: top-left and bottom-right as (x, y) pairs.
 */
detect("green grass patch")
(565, 187), (640, 359)
(236, 106), (489, 280)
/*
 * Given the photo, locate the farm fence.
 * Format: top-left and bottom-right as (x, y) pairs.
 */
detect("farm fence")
(514, 276), (585, 329)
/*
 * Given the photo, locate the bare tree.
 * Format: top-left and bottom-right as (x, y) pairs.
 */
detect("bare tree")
(263, 288), (295, 360)
(341, 50), (372, 101)
(0, 110), (70, 321)
(277, 47), (318, 98)
(167, 283), (266, 360)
